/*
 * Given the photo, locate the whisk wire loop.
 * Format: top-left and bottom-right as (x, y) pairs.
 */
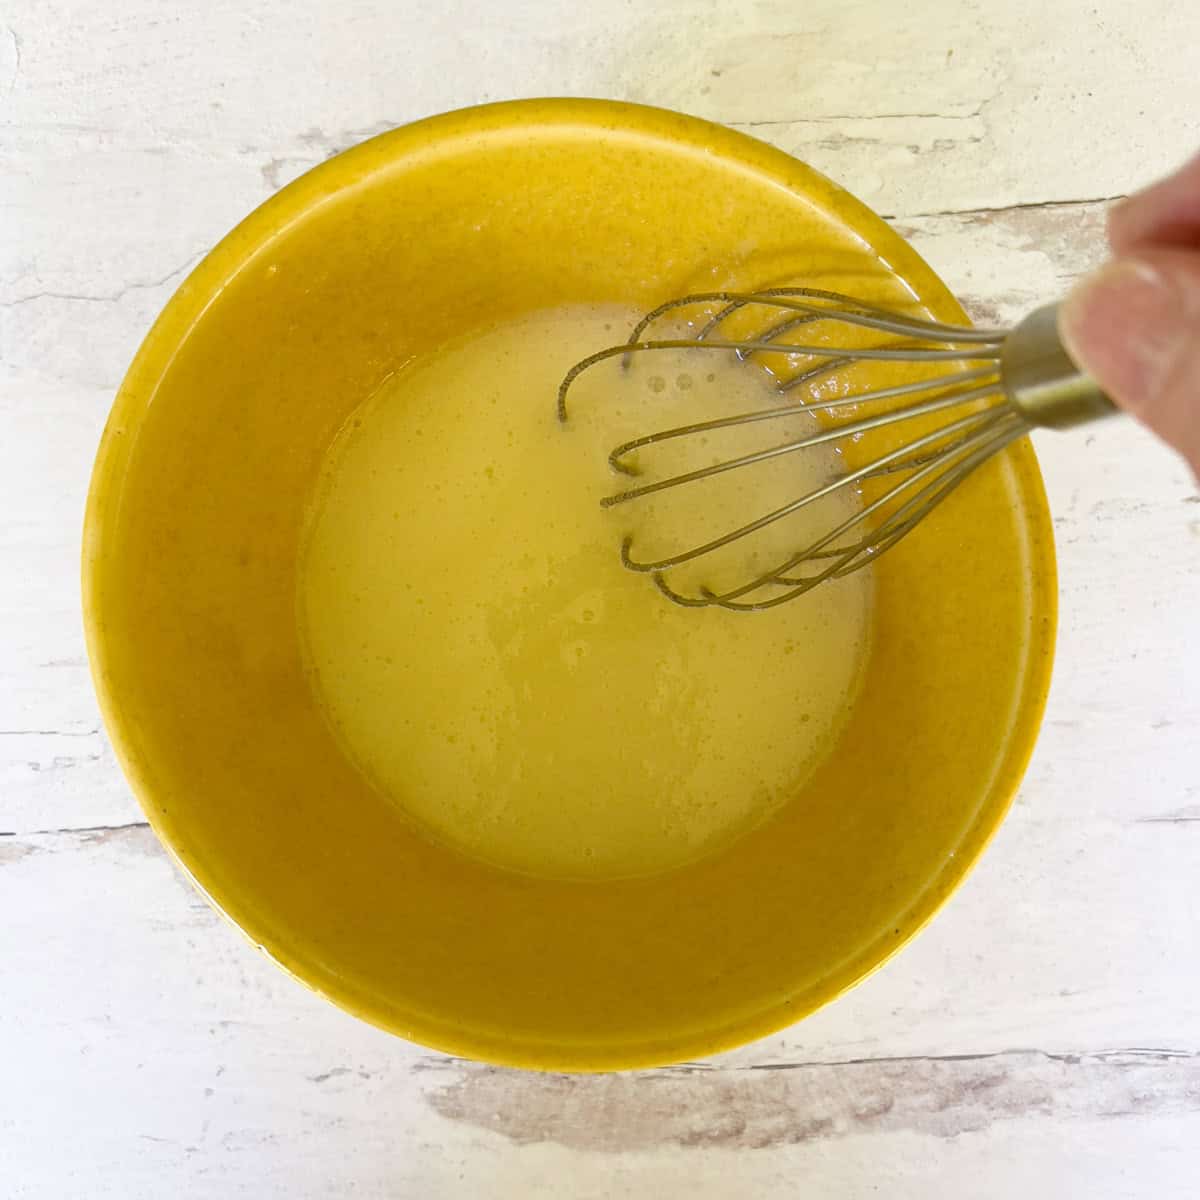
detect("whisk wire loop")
(558, 288), (1111, 609)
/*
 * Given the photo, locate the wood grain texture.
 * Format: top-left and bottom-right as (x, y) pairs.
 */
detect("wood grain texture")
(1, 0), (1198, 1196)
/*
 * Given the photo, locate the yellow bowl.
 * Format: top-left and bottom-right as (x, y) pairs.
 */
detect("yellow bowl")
(83, 99), (1055, 1070)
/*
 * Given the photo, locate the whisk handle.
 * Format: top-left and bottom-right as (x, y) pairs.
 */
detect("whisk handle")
(1001, 303), (1117, 430)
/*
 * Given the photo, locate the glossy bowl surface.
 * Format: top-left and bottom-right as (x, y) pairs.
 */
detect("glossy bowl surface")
(83, 99), (1055, 1070)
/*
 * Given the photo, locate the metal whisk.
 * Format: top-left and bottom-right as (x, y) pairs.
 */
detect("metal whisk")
(556, 288), (1116, 611)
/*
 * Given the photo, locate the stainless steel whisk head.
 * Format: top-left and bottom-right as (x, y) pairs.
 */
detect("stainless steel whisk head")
(557, 288), (1116, 611)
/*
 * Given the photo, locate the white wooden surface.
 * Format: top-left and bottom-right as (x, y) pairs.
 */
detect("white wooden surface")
(3, 1), (1199, 1196)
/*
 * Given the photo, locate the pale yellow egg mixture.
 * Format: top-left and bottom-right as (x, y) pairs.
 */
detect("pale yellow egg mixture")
(299, 306), (872, 879)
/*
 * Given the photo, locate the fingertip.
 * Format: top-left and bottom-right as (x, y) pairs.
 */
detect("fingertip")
(1061, 251), (1200, 479)
(1059, 259), (1177, 418)
(1104, 194), (1137, 254)
(1104, 149), (1200, 253)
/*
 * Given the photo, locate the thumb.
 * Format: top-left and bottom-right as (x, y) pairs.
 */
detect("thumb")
(1059, 252), (1200, 478)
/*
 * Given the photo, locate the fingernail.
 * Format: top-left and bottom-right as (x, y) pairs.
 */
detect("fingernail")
(1058, 259), (1186, 417)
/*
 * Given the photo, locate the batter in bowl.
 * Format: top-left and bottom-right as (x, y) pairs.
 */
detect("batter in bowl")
(299, 305), (872, 880)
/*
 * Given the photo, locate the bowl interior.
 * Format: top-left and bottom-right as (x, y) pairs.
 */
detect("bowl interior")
(84, 100), (1054, 1070)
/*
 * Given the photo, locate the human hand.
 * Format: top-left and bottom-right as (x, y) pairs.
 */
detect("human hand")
(1059, 152), (1200, 478)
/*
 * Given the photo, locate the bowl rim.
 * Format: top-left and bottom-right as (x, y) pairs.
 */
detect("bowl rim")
(82, 96), (1057, 1071)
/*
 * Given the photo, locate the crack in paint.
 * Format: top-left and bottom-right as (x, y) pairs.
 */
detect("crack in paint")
(0, 728), (100, 737)
(1, 253), (203, 309)
(737, 108), (984, 128)
(886, 194), (1124, 222)
(0, 819), (151, 841)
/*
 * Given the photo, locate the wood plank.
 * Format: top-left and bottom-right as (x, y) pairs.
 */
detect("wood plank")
(3, 825), (1199, 1195)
